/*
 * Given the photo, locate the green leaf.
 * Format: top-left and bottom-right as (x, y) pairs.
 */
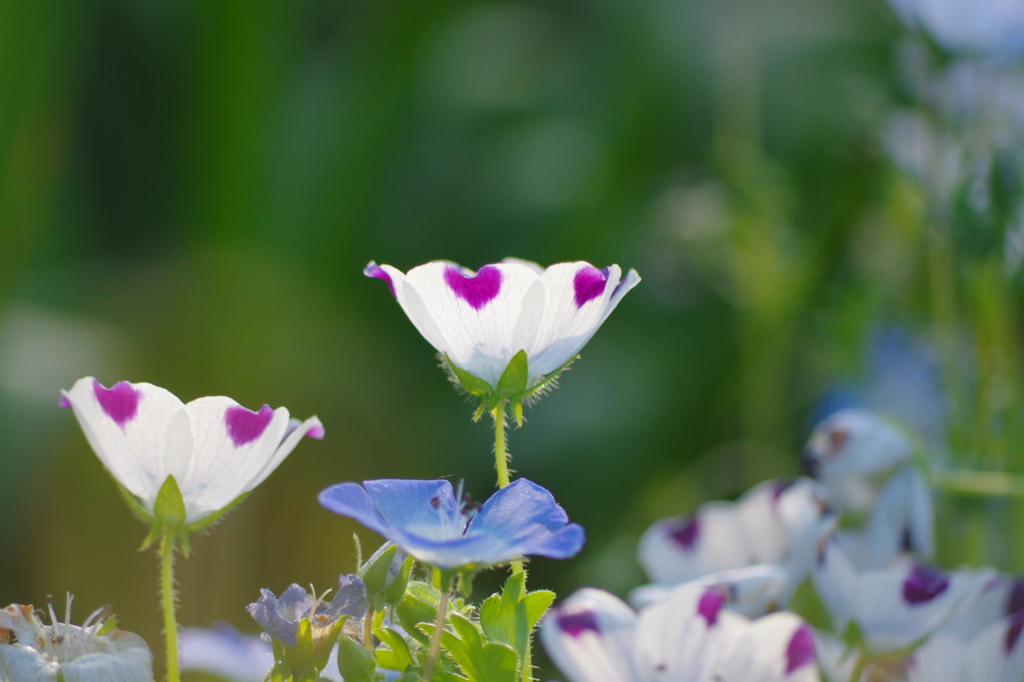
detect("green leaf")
(523, 590), (555, 631)
(375, 627), (413, 671)
(440, 614), (518, 682)
(153, 475), (186, 526)
(184, 491), (250, 534)
(479, 573), (528, 664)
(384, 555), (415, 606)
(497, 350), (528, 399)
(336, 635), (377, 682)
(397, 582), (442, 644)
(363, 544), (398, 596)
(445, 354), (493, 396)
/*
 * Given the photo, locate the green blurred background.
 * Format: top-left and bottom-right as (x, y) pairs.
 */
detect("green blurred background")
(0, 0), (960, 675)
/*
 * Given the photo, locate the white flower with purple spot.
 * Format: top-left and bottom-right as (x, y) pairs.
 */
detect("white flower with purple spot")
(812, 543), (997, 655)
(636, 478), (832, 612)
(0, 598), (152, 682)
(540, 583), (820, 682)
(364, 259), (640, 394)
(908, 609), (1024, 682)
(60, 377), (324, 527)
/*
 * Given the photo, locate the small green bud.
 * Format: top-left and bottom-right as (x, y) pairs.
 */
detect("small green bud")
(363, 544), (398, 596)
(383, 555), (414, 607)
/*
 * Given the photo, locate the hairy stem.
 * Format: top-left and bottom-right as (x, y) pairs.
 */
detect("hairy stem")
(494, 400), (510, 488)
(160, 532), (180, 682)
(364, 605), (374, 653)
(421, 587), (451, 682)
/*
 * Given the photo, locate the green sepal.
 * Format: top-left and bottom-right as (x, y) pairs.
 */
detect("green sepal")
(496, 350), (528, 399)
(140, 520), (163, 551)
(439, 613), (518, 682)
(113, 479), (154, 524)
(184, 491), (250, 535)
(375, 627), (413, 671)
(154, 475), (187, 526)
(384, 555), (415, 607)
(445, 354), (492, 397)
(337, 635), (378, 682)
(314, 617), (348, 670)
(512, 399), (523, 427)
(363, 544), (399, 597)
(287, 618), (315, 672)
(96, 616), (119, 635)
(270, 661), (291, 682)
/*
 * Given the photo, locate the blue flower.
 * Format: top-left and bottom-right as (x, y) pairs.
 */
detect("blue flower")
(246, 574), (367, 648)
(318, 478), (585, 570)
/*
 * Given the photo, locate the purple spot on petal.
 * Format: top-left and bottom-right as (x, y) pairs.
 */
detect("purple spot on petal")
(444, 265), (503, 310)
(573, 266), (609, 308)
(785, 626), (816, 674)
(669, 515), (700, 550)
(558, 610), (600, 638)
(697, 588), (724, 627)
(59, 395), (71, 409)
(1007, 610), (1024, 653)
(903, 565), (949, 605)
(93, 379), (142, 428)
(307, 424), (325, 440)
(225, 404), (275, 447)
(1008, 579), (1024, 616)
(364, 262), (397, 298)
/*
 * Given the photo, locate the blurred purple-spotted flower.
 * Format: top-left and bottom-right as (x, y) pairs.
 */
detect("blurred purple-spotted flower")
(887, 0), (1024, 57)
(805, 409), (935, 567)
(60, 377), (324, 525)
(540, 583), (819, 682)
(0, 598), (152, 682)
(636, 478), (832, 610)
(365, 259), (640, 390)
(909, 610), (1024, 682)
(318, 478), (585, 570)
(180, 624), (274, 682)
(813, 543), (996, 654)
(246, 574), (367, 649)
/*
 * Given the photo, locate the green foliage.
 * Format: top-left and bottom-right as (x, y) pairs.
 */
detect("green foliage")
(496, 350), (528, 399)
(439, 613), (518, 682)
(478, 572), (553, 666)
(337, 636), (380, 682)
(375, 627), (413, 672)
(154, 475), (186, 526)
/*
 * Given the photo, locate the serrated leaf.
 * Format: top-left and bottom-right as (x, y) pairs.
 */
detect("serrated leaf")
(440, 615), (518, 682)
(497, 350), (528, 399)
(446, 355), (493, 396)
(153, 475), (186, 526)
(523, 590), (555, 631)
(479, 574), (528, 663)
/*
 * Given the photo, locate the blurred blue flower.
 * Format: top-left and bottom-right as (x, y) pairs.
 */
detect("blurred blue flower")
(246, 574), (367, 647)
(888, 0), (1024, 58)
(318, 478), (585, 570)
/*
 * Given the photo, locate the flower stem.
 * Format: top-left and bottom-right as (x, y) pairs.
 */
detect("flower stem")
(492, 400), (532, 680)
(364, 605), (374, 653)
(493, 400), (510, 488)
(160, 532), (180, 682)
(421, 586), (451, 682)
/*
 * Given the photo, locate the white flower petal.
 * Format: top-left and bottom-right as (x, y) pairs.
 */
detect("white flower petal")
(707, 612), (819, 682)
(806, 409), (913, 487)
(176, 397), (290, 522)
(403, 261), (540, 387)
(857, 466), (935, 568)
(180, 625), (273, 682)
(639, 503), (754, 585)
(63, 378), (185, 512)
(635, 584), (725, 681)
(61, 633), (153, 682)
(0, 645), (59, 682)
(540, 589), (640, 682)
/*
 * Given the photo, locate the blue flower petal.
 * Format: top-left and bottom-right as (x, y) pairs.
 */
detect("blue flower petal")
(363, 479), (465, 542)
(318, 482), (391, 536)
(320, 574), (368, 619)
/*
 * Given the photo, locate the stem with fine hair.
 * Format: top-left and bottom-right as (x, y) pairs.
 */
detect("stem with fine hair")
(492, 399), (532, 680)
(364, 605), (375, 653)
(421, 585), (451, 682)
(160, 532), (180, 682)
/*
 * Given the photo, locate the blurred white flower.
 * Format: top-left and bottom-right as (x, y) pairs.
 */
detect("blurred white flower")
(541, 583), (819, 682)
(0, 598), (152, 682)
(889, 0), (1024, 57)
